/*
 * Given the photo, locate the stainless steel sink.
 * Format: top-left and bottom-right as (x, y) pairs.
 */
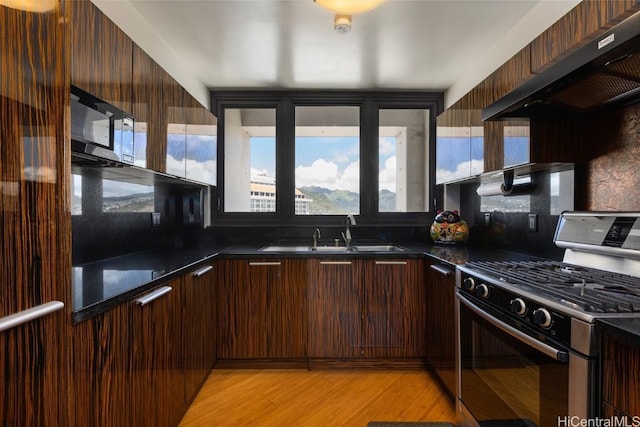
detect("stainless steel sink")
(309, 246), (349, 252)
(352, 244), (406, 252)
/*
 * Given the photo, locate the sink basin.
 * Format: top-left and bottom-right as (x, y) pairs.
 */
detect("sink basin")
(352, 244), (406, 252)
(259, 245), (311, 252)
(309, 246), (349, 252)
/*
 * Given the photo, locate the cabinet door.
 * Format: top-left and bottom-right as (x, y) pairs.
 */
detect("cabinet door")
(71, 304), (131, 427)
(131, 281), (183, 427)
(217, 259), (269, 358)
(71, 0), (132, 112)
(183, 263), (217, 403)
(1, 3), (69, 426)
(362, 259), (425, 358)
(186, 96), (218, 185)
(308, 260), (362, 358)
(165, 76), (187, 177)
(268, 259), (307, 358)
(601, 336), (640, 417)
(424, 262), (457, 398)
(132, 45), (166, 170)
(436, 100), (471, 184)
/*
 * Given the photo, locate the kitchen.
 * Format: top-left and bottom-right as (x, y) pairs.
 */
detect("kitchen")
(2, 0), (640, 426)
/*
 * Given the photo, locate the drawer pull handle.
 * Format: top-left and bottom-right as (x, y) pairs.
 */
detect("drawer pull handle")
(320, 261), (352, 265)
(135, 286), (172, 306)
(193, 265), (214, 277)
(374, 261), (407, 265)
(430, 264), (453, 276)
(249, 262), (282, 266)
(0, 301), (64, 333)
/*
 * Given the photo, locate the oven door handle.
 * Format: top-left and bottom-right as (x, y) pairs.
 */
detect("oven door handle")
(457, 293), (569, 363)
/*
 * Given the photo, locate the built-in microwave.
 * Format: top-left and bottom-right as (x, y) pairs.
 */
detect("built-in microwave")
(70, 85), (134, 164)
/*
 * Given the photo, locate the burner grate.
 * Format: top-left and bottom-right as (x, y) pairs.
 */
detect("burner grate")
(465, 260), (640, 313)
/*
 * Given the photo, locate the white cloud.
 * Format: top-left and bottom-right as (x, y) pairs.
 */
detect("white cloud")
(337, 161), (360, 193)
(379, 156), (396, 192)
(166, 154), (217, 185)
(379, 137), (396, 155)
(436, 159), (483, 183)
(295, 158), (340, 189)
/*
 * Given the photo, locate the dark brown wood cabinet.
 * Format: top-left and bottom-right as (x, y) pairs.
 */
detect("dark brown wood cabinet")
(131, 280), (184, 427)
(1, 2), (70, 426)
(601, 335), (640, 418)
(217, 259), (307, 360)
(70, 0), (133, 113)
(183, 263), (217, 403)
(363, 259), (426, 358)
(308, 258), (425, 360)
(133, 44), (166, 171)
(308, 259), (364, 358)
(424, 261), (457, 399)
(70, 303), (131, 427)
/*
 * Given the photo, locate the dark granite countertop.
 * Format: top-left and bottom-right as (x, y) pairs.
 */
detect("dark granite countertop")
(71, 241), (550, 323)
(597, 318), (640, 349)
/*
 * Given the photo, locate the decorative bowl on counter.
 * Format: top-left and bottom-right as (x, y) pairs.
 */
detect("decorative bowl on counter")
(430, 210), (469, 244)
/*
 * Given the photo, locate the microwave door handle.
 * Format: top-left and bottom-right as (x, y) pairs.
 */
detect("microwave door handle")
(457, 293), (569, 363)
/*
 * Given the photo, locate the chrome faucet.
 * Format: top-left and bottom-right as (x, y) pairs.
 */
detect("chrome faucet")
(312, 228), (321, 249)
(342, 214), (357, 247)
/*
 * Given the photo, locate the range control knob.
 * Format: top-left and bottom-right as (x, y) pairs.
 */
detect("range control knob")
(463, 277), (476, 291)
(510, 298), (527, 316)
(532, 308), (553, 329)
(476, 283), (490, 298)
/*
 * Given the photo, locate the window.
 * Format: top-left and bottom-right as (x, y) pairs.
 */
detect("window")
(378, 109), (430, 212)
(223, 108), (276, 212)
(215, 92), (441, 223)
(294, 106), (360, 215)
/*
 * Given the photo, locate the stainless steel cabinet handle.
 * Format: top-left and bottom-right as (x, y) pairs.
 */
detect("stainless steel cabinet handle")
(135, 286), (172, 306)
(374, 260), (407, 265)
(0, 301), (64, 333)
(249, 262), (282, 266)
(430, 264), (453, 276)
(319, 261), (352, 265)
(192, 265), (214, 277)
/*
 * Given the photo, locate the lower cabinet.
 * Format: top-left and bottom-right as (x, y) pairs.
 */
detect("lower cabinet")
(216, 259), (307, 359)
(424, 261), (457, 399)
(601, 335), (640, 418)
(71, 261), (217, 427)
(308, 258), (426, 359)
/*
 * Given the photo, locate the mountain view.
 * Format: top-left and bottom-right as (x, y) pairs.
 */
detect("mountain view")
(299, 186), (396, 214)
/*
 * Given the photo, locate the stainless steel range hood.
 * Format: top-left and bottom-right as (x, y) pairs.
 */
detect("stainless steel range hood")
(483, 11), (640, 121)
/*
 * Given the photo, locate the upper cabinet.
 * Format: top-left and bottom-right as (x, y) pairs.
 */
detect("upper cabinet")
(71, 0), (132, 113)
(531, 0), (640, 74)
(186, 94), (217, 186)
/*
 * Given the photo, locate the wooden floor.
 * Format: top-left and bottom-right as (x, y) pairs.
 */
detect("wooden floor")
(179, 369), (456, 426)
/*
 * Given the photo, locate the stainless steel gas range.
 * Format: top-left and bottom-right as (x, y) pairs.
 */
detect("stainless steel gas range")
(455, 212), (640, 427)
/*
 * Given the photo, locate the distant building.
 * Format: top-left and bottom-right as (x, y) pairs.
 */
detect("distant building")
(250, 175), (312, 214)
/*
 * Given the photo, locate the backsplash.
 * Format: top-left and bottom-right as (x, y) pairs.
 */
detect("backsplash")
(588, 103), (640, 210)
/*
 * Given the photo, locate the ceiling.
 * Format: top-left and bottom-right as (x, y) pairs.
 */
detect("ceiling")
(95, 0), (579, 106)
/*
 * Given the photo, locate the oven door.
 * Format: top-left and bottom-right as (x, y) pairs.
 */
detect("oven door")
(456, 292), (579, 427)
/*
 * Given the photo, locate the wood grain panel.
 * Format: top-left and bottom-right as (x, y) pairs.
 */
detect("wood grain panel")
(70, 304), (131, 427)
(483, 121), (504, 172)
(490, 46), (533, 102)
(268, 259), (307, 358)
(1, 2), (71, 425)
(216, 259), (269, 358)
(70, 0), (133, 112)
(362, 259), (425, 358)
(307, 259), (363, 358)
(602, 336), (640, 416)
(132, 45), (166, 171)
(424, 262), (456, 399)
(183, 263), (217, 404)
(531, 0), (640, 74)
(131, 280), (184, 427)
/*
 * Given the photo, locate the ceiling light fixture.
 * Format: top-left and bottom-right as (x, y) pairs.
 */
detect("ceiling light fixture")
(0, 0), (57, 13)
(314, 0), (385, 15)
(314, 0), (384, 34)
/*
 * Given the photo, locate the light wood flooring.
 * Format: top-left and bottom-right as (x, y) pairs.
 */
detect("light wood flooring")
(179, 369), (456, 427)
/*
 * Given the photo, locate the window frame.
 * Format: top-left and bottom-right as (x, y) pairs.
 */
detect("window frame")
(212, 91), (443, 226)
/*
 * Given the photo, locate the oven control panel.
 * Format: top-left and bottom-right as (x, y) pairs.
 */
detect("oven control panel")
(458, 271), (572, 346)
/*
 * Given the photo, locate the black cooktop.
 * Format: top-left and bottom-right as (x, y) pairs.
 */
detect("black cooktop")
(463, 260), (640, 314)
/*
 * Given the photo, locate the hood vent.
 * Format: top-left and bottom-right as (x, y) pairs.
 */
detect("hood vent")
(483, 11), (640, 120)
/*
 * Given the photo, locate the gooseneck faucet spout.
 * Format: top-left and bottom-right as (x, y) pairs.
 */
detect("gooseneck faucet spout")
(312, 228), (321, 249)
(344, 214), (356, 247)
